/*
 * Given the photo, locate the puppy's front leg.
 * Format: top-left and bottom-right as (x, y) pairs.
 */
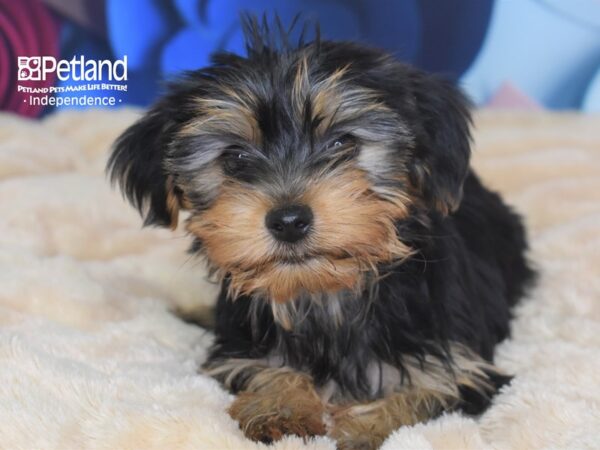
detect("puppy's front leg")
(329, 346), (507, 450)
(330, 389), (450, 450)
(205, 359), (327, 443)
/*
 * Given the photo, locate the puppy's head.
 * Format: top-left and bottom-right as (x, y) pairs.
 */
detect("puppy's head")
(108, 19), (471, 303)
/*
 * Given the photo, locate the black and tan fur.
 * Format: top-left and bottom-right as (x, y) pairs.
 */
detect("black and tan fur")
(108, 17), (535, 449)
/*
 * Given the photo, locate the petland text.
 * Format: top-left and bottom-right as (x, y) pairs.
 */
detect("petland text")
(17, 56), (127, 82)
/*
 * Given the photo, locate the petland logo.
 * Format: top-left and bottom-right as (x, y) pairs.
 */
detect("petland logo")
(18, 56), (128, 82)
(17, 55), (128, 108)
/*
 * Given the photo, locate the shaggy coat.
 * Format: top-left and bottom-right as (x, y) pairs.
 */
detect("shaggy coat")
(108, 18), (534, 448)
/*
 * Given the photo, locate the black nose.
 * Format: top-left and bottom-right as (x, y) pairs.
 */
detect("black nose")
(265, 205), (313, 243)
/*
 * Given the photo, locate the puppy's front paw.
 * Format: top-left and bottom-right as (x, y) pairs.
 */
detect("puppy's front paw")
(329, 406), (389, 450)
(329, 391), (445, 450)
(229, 389), (327, 443)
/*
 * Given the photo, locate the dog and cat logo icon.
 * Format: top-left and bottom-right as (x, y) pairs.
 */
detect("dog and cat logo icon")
(17, 56), (42, 81)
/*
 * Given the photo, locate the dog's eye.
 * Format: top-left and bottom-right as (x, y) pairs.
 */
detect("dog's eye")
(326, 134), (354, 151)
(221, 147), (251, 175)
(323, 135), (358, 166)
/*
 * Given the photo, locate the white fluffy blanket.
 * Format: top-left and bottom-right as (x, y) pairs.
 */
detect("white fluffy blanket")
(1, 109), (599, 450)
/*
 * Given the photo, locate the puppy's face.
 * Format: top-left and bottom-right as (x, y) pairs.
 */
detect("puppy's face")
(109, 37), (471, 303)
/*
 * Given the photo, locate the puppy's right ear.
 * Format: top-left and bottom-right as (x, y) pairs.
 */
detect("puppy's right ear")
(107, 103), (182, 229)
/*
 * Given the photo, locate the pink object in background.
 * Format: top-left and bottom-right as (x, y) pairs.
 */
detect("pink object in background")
(0, 0), (60, 117)
(485, 81), (543, 110)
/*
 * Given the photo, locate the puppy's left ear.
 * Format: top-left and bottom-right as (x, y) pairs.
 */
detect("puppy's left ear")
(408, 74), (472, 215)
(107, 100), (185, 229)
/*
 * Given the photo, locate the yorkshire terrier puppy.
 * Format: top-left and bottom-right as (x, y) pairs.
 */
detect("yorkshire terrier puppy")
(108, 18), (534, 450)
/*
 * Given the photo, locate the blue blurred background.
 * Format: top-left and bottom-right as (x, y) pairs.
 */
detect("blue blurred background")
(2, 0), (600, 117)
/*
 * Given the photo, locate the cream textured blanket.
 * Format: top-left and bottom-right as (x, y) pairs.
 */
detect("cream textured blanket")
(0, 109), (598, 450)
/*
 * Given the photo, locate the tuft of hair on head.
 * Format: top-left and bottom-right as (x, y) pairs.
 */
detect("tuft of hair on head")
(240, 12), (321, 60)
